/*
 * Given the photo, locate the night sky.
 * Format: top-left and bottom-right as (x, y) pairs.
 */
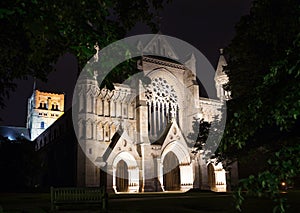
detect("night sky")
(0, 0), (252, 127)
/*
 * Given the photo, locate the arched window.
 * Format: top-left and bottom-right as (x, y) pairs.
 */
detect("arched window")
(51, 102), (59, 111)
(116, 160), (129, 192)
(104, 124), (110, 141)
(87, 95), (93, 113)
(97, 123), (104, 141)
(41, 121), (45, 129)
(86, 121), (93, 139)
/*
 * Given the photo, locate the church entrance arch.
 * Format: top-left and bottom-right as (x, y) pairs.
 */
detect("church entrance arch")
(163, 151), (180, 191)
(160, 141), (193, 192)
(112, 151), (139, 193)
(116, 160), (128, 192)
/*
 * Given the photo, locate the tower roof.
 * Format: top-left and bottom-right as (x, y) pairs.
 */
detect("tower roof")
(215, 48), (227, 79)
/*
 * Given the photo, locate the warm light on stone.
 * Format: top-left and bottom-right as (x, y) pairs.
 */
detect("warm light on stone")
(27, 90), (64, 141)
(72, 38), (231, 193)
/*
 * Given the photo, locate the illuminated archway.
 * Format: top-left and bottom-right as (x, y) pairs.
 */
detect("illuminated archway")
(161, 141), (193, 191)
(112, 152), (139, 193)
(163, 151), (180, 191)
(207, 162), (227, 192)
(116, 160), (128, 192)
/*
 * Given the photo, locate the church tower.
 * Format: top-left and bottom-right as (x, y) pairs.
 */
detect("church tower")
(215, 49), (231, 101)
(26, 89), (64, 140)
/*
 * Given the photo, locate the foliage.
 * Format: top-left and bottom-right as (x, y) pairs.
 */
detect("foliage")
(224, 0), (300, 148)
(188, 110), (230, 165)
(187, 118), (211, 152)
(0, 0), (169, 108)
(221, 0), (300, 212)
(235, 142), (300, 212)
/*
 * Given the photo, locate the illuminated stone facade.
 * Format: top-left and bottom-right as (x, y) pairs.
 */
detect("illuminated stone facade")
(73, 36), (231, 193)
(26, 90), (64, 140)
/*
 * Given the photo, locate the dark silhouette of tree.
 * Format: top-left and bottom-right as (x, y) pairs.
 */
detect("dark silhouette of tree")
(0, 0), (170, 108)
(222, 0), (300, 211)
(188, 118), (210, 153)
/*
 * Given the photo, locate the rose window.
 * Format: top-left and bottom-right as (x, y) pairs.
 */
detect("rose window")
(145, 77), (179, 142)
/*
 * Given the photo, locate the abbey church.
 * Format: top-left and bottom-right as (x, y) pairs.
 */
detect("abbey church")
(8, 34), (238, 193)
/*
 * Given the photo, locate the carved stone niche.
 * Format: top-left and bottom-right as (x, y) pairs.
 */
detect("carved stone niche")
(173, 127), (177, 135)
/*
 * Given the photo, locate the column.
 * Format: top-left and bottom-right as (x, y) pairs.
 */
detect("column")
(157, 102), (161, 135)
(199, 151), (209, 190)
(110, 101), (116, 117)
(123, 103), (128, 119)
(112, 167), (117, 193)
(106, 165), (114, 193)
(156, 158), (163, 192)
(192, 158), (201, 189)
(179, 164), (193, 191)
(161, 103), (165, 128)
(148, 101), (152, 135)
(153, 101), (157, 138)
(141, 144), (156, 192)
(92, 96), (95, 114)
(104, 100), (109, 116)
(93, 121), (96, 140)
(99, 99), (103, 116)
(115, 101), (120, 117)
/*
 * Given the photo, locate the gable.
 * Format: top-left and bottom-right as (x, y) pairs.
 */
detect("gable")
(158, 120), (189, 152)
(159, 121), (191, 165)
(104, 130), (140, 166)
(139, 33), (179, 60)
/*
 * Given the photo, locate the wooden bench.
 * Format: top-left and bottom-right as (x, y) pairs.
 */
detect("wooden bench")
(50, 187), (107, 211)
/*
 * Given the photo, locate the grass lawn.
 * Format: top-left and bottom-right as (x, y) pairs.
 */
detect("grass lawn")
(0, 190), (299, 212)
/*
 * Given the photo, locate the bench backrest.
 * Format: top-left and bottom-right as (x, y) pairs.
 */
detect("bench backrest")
(51, 187), (105, 202)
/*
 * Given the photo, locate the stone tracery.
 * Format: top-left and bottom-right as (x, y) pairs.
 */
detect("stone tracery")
(145, 77), (179, 141)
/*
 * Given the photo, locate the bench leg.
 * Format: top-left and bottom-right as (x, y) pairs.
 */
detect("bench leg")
(101, 192), (108, 211)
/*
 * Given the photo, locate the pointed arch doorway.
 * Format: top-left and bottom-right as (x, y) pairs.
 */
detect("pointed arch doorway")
(116, 160), (128, 192)
(163, 151), (181, 191)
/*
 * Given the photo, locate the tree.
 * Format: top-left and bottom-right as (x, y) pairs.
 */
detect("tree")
(187, 118), (211, 152)
(221, 0), (300, 212)
(0, 0), (169, 108)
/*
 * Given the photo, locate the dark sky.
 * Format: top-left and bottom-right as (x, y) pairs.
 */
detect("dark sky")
(0, 0), (252, 127)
